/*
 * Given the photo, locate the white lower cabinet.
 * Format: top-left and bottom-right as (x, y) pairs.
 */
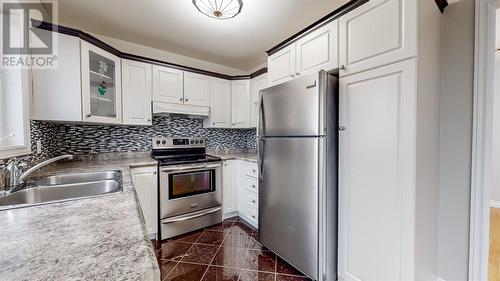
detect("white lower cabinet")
(338, 59), (416, 281)
(222, 160), (238, 215)
(222, 160), (258, 228)
(131, 166), (158, 238)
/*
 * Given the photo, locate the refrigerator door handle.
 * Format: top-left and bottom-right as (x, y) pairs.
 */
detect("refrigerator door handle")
(258, 138), (265, 182)
(258, 93), (266, 136)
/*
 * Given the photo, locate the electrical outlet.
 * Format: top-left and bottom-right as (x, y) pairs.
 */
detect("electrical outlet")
(36, 139), (42, 154)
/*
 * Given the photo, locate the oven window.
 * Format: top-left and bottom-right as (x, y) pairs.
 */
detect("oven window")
(169, 170), (215, 199)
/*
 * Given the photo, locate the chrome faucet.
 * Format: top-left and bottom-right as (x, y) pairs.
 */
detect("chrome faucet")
(3, 155), (73, 194)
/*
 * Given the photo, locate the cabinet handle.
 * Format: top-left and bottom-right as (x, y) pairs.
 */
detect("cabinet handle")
(185, 98), (189, 102)
(147, 119), (152, 122)
(290, 74), (295, 78)
(213, 122), (216, 125)
(252, 215), (256, 219)
(252, 200), (256, 203)
(296, 72), (300, 76)
(340, 65), (346, 71)
(252, 185), (256, 188)
(85, 114), (92, 118)
(252, 169), (256, 173)
(179, 98), (183, 101)
(153, 171), (157, 175)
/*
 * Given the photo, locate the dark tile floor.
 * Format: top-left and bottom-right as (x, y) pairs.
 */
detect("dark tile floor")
(153, 217), (312, 281)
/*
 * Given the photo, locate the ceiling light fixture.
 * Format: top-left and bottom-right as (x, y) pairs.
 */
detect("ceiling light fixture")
(192, 0), (243, 20)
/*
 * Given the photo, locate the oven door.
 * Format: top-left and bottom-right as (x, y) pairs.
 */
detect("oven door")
(159, 162), (222, 219)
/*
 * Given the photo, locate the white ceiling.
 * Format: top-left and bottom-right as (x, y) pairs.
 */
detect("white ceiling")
(58, 0), (348, 71)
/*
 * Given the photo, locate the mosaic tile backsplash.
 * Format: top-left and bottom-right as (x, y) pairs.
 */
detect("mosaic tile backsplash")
(34, 116), (257, 156)
(0, 116), (257, 187)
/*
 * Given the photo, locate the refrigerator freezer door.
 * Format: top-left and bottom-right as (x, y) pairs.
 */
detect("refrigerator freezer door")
(259, 137), (321, 280)
(259, 72), (326, 137)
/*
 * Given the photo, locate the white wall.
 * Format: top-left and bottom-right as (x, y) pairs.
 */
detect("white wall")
(90, 33), (249, 76)
(415, 0), (442, 279)
(437, 0), (475, 280)
(492, 52), (500, 203)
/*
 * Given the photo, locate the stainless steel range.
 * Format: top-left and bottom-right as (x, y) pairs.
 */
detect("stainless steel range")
(151, 137), (222, 240)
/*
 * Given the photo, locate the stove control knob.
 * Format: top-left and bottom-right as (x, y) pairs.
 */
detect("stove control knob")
(190, 140), (195, 144)
(156, 140), (161, 145)
(162, 140), (166, 145)
(195, 140), (199, 144)
(200, 140), (203, 144)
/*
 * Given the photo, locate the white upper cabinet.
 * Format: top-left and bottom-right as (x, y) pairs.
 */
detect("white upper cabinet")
(338, 0), (417, 76)
(122, 59), (152, 126)
(81, 41), (122, 124)
(32, 31), (82, 122)
(338, 59), (416, 281)
(231, 80), (251, 128)
(152, 65), (184, 104)
(268, 20), (338, 87)
(184, 72), (210, 107)
(250, 74), (267, 128)
(295, 20), (338, 77)
(205, 78), (231, 128)
(268, 45), (296, 87)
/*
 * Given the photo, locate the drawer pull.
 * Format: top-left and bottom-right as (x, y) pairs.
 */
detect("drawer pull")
(252, 185), (256, 188)
(252, 169), (256, 173)
(252, 200), (256, 203)
(252, 215), (256, 219)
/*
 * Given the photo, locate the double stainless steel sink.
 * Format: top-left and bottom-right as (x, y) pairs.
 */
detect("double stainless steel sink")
(0, 170), (123, 210)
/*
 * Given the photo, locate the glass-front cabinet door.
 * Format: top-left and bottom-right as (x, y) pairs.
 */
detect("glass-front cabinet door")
(81, 41), (122, 124)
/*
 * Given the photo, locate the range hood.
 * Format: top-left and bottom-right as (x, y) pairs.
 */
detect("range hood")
(152, 102), (210, 118)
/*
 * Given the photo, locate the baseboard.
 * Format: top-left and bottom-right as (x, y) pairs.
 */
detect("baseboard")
(490, 200), (500, 208)
(223, 211), (238, 220)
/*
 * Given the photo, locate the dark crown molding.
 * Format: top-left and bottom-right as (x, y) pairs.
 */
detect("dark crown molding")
(266, 0), (368, 56)
(435, 0), (448, 13)
(30, 19), (267, 80)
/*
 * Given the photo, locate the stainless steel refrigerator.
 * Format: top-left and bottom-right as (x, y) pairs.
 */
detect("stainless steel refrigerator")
(258, 71), (338, 281)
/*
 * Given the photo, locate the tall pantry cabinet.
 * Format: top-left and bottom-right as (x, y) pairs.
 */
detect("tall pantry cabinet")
(337, 0), (441, 280)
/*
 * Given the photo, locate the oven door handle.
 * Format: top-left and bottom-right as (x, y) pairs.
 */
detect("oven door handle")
(161, 207), (221, 224)
(160, 163), (221, 173)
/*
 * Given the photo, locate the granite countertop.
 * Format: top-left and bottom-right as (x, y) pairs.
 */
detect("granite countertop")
(207, 151), (258, 163)
(0, 155), (160, 281)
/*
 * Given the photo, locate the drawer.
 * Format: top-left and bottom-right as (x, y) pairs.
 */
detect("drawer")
(243, 163), (258, 178)
(245, 177), (258, 194)
(247, 206), (258, 225)
(246, 192), (258, 209)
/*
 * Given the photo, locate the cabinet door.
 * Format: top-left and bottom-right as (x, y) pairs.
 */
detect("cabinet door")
(295, 20), (338, 77)
(231, 80), (251, 128)
(206, 78), (231, 128)
(267, 44), (296, 87)
(222, 161), (237, 214)
(122, 60), (152, 126)
(338, 59), (416, 281)
(250, 74), (267, 128)
(32, 31), (82, 122)
(338, 0), (417, 76)
(81, 41), (122, 124)
(131, 166), (158, 238)
(184, 72), (210, 106)
(152, 65), (184, 104)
